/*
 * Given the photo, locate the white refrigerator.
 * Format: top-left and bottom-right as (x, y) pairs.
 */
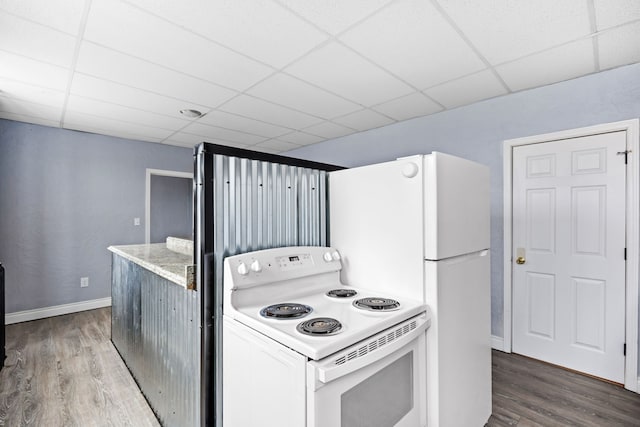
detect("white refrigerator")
(329, 152), (491, 427)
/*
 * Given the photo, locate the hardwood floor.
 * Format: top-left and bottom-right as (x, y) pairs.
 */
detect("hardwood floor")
(2, 310), (639, 426)
(488, 349), (640, 427)
(0, 308), (159, 426)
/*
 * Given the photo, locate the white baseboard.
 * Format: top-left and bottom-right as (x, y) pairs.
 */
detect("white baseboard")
(491, 335), (505, 351)
(5, 297), (112, 325)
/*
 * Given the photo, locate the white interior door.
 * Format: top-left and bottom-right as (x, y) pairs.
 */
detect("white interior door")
(512, 131), (627, 383)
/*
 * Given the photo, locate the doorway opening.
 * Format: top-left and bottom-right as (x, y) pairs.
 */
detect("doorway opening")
(145, 168), (193, 244)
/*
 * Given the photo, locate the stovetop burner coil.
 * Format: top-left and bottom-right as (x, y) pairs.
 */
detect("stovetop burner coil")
(260, 303), (313, 319)
(296, 317), (342, 336)
(326, 289), (358, 298)
(353, 297), (401, 311)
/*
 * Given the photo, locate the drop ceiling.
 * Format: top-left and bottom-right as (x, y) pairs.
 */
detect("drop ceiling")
(1, 0), (639, 154)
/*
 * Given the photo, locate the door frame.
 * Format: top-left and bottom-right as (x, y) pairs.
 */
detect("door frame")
(145, 168), (194, 244)
(502, 119), (639, 392)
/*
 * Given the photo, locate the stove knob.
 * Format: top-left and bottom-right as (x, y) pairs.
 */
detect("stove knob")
(250, 260), (262, 273)
(323, 251), (333, 262)
(331, 251), (341, 261)
(237, 262), (249, 276)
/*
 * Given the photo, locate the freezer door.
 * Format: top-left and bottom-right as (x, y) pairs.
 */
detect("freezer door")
(329, 152), (490, 300)
(329, 156), (425, 300)
(424, 152), (490, 260)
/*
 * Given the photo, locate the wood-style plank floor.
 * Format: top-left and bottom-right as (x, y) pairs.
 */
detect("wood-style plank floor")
(488, 349), (640, 426)
(2, 309), (639, 426)
(0, 308), (159, 426)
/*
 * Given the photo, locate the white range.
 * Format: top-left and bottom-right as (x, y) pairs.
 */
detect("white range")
(222, 246), (430, 427)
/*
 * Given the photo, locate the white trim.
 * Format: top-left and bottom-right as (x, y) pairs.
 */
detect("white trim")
(145, 168), (193, 244)
(491, 335), (505, 351)
(5, 297), (112, 325)
(502, 119), (640, 393)
(502, 141), (513, 354)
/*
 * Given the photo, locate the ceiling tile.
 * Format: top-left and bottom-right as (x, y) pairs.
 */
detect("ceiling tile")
(70, 74), (210, 119)
(156, 139), (196, 149)
(180, 122), (267, 145)
(276, 131), (324, 145)
(302, 121), (356, 139)
(598, 22), (640, 70)
(249, 145), (281, 154)
(0, 12), (77, 68)
(126, 0), (329, 68)
(75, 42), (238, 108)
(278, 0), (394, 35)
(0, 111), (60, 128)
(254, 139), (301, 152)
(0, 78), (66, 108)
(373, 93), (443, 121)
(219, 95), (322, 128)
(424, 69), (508, 109)
(0, 0), (85, 35)
(340, 0), (485, 89)
(495, 39), (595, 92)
(0, 96), (62, 123)
(167, 131), (248, 148)
(84, 0), (273, 91)
(332, 109), (395, 131)
(248, 73), (361, 119)
(66, 124), (164, 143)
(285, 42), (414, 106)
(64, 110), (173, 141)
(437, 0), (591, 64)
(594, 0), (640, 30)
(66, 95), (191, 131)
(0, 50), (68, 91)
(197, 110), (290, 138)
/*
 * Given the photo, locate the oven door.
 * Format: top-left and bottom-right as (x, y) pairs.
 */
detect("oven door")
(306, 313), (429, 427)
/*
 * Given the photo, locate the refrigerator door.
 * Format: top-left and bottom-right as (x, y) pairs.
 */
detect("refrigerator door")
(424, 152), (490, 260)
(329, 155), (425, 300)
(424, 251), (492, 427)
(329, 152), (490, 299)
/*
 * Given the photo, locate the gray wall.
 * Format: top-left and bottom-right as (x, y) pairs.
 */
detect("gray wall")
(150, 175), (193, 243)
(286, 62), (640, 346)
(0, 120), (192, 313)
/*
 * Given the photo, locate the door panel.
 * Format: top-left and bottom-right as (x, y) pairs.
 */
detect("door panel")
(572, 277), (605, 351)
(512, 131), (626, 383)
(526, 272), (555, 340)
(527, 188), (556, 253)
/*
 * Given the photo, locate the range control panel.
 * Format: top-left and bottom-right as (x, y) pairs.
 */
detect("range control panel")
(276, 253), (313, 270)
(224, 246), (342, 290)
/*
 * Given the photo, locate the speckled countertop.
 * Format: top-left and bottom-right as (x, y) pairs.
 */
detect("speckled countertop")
(108, 239), (194, 289)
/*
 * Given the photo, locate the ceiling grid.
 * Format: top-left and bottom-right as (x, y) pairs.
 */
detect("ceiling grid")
(0, 0), (639, 153)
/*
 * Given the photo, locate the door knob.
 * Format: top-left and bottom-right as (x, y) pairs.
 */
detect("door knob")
(516, 256), (526, 265)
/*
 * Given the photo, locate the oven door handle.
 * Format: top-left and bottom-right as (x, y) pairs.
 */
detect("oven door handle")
(307, 314), (429, 387)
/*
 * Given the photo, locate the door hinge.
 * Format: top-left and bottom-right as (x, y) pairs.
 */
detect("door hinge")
(624, 343), (626, 356)
(624, 248), (627, 260)
(617, 150), (631, 164)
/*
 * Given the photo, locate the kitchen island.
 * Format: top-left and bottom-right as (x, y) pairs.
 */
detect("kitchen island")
(109, 237), (199, 427)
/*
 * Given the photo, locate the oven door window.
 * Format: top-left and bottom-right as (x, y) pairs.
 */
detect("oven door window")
(341, 352), (413, 427)
(307, 333), (427, 427)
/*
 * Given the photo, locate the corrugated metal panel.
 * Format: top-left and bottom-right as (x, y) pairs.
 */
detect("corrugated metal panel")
(214, 155), (327, 253)
(140, 272), (199, 427)
(113, 147), (334, 427)
(206, 154), (328, 427)
(111, 254), (200, 427)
